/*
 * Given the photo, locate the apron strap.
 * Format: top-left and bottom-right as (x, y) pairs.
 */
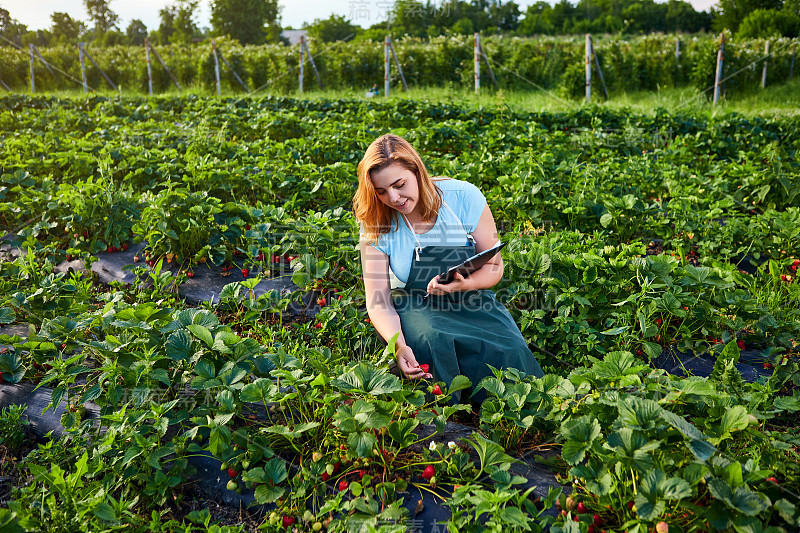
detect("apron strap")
(441, 200), (476, 245)
(401, 198), (475, 260)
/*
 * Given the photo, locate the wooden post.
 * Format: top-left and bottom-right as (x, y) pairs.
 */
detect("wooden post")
(713, 33), (724, 105)
(585, 34), (591, 103)
(79, 43), (88, 93)
(388, 37), (407, 91)
(82, 46), (116, 90)
(29, 43), (35, 93)
(147, 41), (181, 90)
(474, 32), (480, 94)
(384, 35), (390, 97)
(212, 40), (221, 96)
(761, 40), (769, 89)
(0, 78), (10, 92)
(145, 38), (153, 96)
(299, 35), (305, 93)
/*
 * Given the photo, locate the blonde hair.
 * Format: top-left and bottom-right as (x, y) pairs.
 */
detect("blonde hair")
(354, 134), (442, 244)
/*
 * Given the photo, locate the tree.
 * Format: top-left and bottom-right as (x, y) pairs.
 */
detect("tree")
(0, 7), (28, 46)
(210, 0), (281, 44)
(84, 0), (119, 34)
(50, 12), (87, 44)
(738, 8), (800, 37)
(126, 19), (147, 45)
(305, 15), (358, 42)
(713, 0), (782, 32)
(172, 0), (200, 43)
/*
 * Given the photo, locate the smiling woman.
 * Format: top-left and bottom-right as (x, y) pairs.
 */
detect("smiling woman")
(353, 134), (544, 403)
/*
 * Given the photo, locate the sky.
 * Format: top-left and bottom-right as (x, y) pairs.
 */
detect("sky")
(2, 0), (720, 32)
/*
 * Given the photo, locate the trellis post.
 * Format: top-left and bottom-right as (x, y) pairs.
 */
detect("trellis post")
(474, 33), (480, 94)
(585, 34), (591, 103)
(212, 40), (221, 96)
(145, 38), (153, 96)
(761, 40), (769, 89)
(384, 35), (390, 97)
(79, 42), (88, 93)
(713, 33), (724, 105)
(299, 35), (305, 93)
(29, 43), (35, 93)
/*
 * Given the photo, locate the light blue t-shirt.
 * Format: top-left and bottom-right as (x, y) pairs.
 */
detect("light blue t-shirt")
(364, 178), (487, 288)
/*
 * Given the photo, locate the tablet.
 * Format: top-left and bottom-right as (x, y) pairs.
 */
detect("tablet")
(437, 241), (506, 284)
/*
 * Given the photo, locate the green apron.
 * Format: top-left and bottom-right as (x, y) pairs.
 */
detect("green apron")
(391, 240), (544, 404)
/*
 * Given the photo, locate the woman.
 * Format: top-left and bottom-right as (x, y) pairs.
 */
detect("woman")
(354, 134), (543, 403)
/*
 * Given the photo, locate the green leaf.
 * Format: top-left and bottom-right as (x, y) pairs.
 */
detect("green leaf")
(348, 431), (378, 457)
(561, 416), (602, 465)
(165, 330), (194, 361)
(187, 324), (213, 347)
(254, 484), (286, 504)
(600, 213), (613, 227)
(92, 502), (118, 523)
(0, 350), (25, 383)
(720, 406), (750, 435)
(330, 363), (402, 396)
(239, 378), (274, 403)
(0, 307), (16, 324)
(448, 375), (472, 394)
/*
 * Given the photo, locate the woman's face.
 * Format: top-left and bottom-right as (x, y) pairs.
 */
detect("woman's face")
(370, 163), (420, 217)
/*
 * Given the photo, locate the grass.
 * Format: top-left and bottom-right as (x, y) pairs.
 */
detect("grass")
(11, 76), (800, 118)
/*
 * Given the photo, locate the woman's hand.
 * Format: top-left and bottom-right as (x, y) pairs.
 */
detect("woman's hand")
(396, 345), (432, 380)
(426, 272), (471, 296)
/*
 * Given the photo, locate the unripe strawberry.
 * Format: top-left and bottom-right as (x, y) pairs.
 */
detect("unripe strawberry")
(226, 479), (238, 491)
(656, 522), (669, 533)
(312, 452), (323, 462)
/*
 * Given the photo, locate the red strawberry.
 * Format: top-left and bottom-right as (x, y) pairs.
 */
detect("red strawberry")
(794, 259), (799, 266)
(133, 255), (140, 262)
(338, 479), (349, 491)
(781, 274), (787, 281)
(357, 470), (365, 479)
(122, 243), (129, 251)
(767, 476), (778, 483)
(763, 363), (773, 370)
(627, 501), (634, 510)
(431, 385), (442, 395)
(737, 340), (745, 350)
(419, 364), (429, 373)
(655, 318), (662, 326)
(0, 371), (4, 384)
(321, 472), (330, 481)
(106, 246), (113, 253)
(332, 461), (340, 473)
(314, 323), (323, 329)
(421, 465), (435, 480)
(576, 502), (588, 514)
(637, 349), (643, 356)
(187, 272), (195, 278)
(317, 298), (326, 307)
(256, 253), (263, 261)
(82, 231), (88, 238)
(245, 224), (251, 230)
(593, 514), (602, 527)
(227, 467), (238, 479)
(793, 265), (798, 271)
(282, 515), (295, 528)
(241, 268), (249, 278)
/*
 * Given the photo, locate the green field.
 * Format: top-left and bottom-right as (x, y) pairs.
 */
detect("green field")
(0, 92), (798, 532)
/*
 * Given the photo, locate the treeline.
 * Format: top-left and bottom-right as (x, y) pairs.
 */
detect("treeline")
(1, 33), (796, 99)
(1, 0), (799, 53)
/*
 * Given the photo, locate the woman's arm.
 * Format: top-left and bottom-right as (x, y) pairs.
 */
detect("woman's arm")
(359, 239), (430, 379)
(426, 203), (504, 295)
